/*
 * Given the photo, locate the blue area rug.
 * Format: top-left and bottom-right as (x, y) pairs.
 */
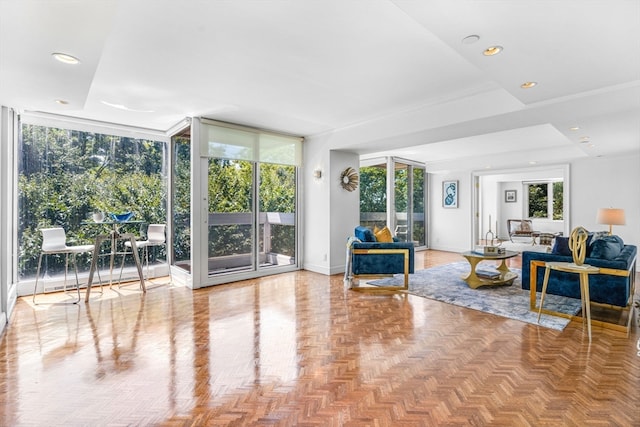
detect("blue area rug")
(368, 262), (582, 331)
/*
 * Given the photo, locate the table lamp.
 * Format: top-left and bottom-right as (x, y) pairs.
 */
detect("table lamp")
(596, 208), (625, 235)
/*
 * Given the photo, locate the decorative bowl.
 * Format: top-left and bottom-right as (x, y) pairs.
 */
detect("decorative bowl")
(92, 212), (104, 222)
(109, 211), (134, 222)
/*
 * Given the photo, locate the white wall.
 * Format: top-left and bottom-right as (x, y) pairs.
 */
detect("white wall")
(498, 181), (523, 237)
(303, 134), (359, 275)
(329, 150), (360, 273)
(571, 153), (640, 245)
(428, 172), (473, 252)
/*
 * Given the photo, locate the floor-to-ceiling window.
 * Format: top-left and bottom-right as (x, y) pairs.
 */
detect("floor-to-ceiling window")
(360, 157), (427, 248)
(17, 116), (169, 291)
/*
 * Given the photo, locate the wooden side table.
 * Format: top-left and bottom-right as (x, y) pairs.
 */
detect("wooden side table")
(537, 261), (600, 341)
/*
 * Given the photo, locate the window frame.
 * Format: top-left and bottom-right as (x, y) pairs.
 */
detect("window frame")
(525, 180), (563, 220)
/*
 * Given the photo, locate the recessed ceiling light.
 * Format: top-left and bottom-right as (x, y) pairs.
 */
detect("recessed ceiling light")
(462, 35), (480, 45)
(529, 161), (537, 165)
(483, 46), (503, 56)
(52, 52), (80, 65)
(54, 99), (69, 105)
(520, 81), (537, 89)
(580, 136), (590, 142)
(569, 126), (580, 131)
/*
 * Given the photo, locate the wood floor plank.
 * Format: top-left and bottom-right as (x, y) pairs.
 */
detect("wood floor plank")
(0, 250), (638, 426)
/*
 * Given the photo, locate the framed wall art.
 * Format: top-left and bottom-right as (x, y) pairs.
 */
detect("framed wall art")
(442, 180), (458, 208)
(505, 189), (517, 203)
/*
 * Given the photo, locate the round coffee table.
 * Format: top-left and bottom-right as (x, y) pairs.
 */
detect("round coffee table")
(460, 250), (519, 289)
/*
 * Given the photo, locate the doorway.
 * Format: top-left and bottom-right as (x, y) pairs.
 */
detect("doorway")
(472, 165), (570, 248)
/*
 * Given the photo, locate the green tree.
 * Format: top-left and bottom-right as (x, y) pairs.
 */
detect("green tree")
(528, 184), (548, 218)
(553, 182), (564, 220)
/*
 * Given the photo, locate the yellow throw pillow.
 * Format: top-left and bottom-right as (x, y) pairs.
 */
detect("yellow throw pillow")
(374, 226), (394, 243)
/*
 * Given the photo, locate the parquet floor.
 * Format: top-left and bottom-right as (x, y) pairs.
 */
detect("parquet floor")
(1, 250), (639, 426)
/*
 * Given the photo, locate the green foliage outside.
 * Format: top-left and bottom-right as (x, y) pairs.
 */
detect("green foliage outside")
(172, 136), (191, 263)
(528, 182), (563, 220)
(528, 184), (548, 218)
(553, 181), (563, 220)
(359, 166), (387, 229)
(360, 164), (425, 245)
(207, 159), (296, 259)
(259, 163), (296, 257)
(18, 124), (168, 278)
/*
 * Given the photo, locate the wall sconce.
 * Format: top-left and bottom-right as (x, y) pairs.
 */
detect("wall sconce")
(313, 169), (322, 179)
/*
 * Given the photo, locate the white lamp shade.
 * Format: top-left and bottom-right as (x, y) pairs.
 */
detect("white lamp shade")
(596, 208), (626, 226)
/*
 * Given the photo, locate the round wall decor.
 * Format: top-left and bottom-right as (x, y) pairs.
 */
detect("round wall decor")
(340, 167), (359, 192)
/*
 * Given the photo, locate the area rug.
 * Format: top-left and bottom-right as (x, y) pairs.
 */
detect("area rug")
(367, 262), (582, 331)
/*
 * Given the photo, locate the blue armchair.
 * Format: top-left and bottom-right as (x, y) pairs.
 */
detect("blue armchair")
(345, 226), (415, 291)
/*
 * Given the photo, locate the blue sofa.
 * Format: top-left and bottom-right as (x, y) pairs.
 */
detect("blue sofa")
(346, 226), (415, 290)
(522, 237), (637, 308)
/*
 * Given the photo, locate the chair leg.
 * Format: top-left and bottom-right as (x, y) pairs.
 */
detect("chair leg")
(117, 244), (129, 286)
(33, 253), (44, 304)
(69, 254), (81, 304)
(144, 246), (149, 280)
(64, 253), (69, 293)
(117, 244), (145, 289)
(167, 246), (173, 284)
(90, 252), (104, 294)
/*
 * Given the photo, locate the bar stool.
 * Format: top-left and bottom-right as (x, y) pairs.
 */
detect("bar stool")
(118, 224), (171, 286)
(33, 227), (102, 304)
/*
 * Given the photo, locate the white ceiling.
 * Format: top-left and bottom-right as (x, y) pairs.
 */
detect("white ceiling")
(1, 0), (638, 172)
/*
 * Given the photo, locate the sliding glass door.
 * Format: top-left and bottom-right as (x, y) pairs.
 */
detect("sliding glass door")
(258, 163), (296, 269)
(207, 159), (255, 274)
(197, 119), (301, 284)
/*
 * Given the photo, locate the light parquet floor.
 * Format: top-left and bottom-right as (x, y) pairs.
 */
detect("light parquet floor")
(1, 250), (639, 426)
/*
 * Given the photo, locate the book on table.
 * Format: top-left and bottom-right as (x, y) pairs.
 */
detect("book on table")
(476, 269), (500, 279)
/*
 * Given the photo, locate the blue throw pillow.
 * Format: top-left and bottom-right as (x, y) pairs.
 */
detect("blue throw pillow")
(586, 231), (608, 256)
(590, 235), (624, 260)
(354, 226), (376, 242)
(551, 236), (572, 256)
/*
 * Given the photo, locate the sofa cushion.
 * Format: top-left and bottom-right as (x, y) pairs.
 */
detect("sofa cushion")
(355, 226), (376, 242)
(590, 235), (624, 260)
(374, 226), (394, 243)
(551, 236), (572, 256)
(586, 231), (609, 256)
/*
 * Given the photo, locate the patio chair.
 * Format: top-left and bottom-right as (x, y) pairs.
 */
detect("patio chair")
(118, 224), (171, 286)
(33, 227), (101, 304)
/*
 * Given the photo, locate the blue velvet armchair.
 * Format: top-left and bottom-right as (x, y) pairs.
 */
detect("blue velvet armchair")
(345, 226), (415, 291)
